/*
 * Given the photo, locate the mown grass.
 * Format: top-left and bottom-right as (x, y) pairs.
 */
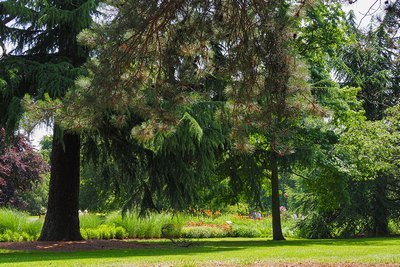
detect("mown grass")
(0, 237), (399, 266)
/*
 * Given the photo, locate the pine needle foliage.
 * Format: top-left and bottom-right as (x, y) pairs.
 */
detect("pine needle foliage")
(65, 1), (326, 241)
(334, 1), (400, 120)
(0, 0), (98, 131)
(64, 1), (316, 147)
(1, 0), (99, 241)
(81, 99), (230, 213)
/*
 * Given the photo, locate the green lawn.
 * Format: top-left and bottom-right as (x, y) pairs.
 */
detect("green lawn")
(0, 237), (399, 266)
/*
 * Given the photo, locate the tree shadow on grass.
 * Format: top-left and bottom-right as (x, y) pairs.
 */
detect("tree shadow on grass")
(0, 237), (399, 265)
(197, 237), (400, 248)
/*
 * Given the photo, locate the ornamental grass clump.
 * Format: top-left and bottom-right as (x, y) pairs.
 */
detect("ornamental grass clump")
(182, 226), (227, 238)
(80, 213), (103, 229)
(0, 208), (26, 233)
(23, 219), (42, 239)
(231, 225), (261, 238)
(104, 211), (179, 238)
(0, 208), (42, 242)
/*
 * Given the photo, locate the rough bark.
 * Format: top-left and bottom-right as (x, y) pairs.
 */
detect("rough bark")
(270, 152), (285, 241)
(39, 126), (82, 241)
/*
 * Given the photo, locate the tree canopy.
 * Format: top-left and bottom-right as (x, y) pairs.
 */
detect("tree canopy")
(1, 0), (399, 241)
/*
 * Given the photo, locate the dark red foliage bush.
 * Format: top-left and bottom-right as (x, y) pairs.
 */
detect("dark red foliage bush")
(0, 128), (49, 207)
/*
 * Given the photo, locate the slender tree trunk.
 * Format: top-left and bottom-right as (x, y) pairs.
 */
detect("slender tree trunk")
(373, 175), (389, 236)
(39, 125), (82, 241)
(270, 152), (285, 241)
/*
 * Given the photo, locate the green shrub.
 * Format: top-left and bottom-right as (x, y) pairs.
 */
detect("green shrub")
(231, 226), (261, 238)
(135, 219), (147, 238)
(83, 228), (101, 240)
(161, 223), (182, 239)
(0, 230), (30, 242)
(81, 229), (88, 240)
(21, 232), (33, 241)
(98, 225), (116, 239)
(0, 230), (12, 242)
(115, 226), (127, 239)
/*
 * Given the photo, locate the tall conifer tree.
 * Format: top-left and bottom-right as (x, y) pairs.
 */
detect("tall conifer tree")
(68, 0), (316, 241)
(0, 0), (98, 240)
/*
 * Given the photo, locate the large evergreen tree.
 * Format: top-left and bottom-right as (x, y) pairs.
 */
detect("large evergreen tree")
(63, 0), (317, 241)
(0, 0), (98, 240)
(336, 3), (399, 121)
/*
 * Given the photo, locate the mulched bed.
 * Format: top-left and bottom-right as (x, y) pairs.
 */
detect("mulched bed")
(0, 239), (156, 251)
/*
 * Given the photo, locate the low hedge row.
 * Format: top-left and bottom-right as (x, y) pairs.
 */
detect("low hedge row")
(0, 209), (290, 241)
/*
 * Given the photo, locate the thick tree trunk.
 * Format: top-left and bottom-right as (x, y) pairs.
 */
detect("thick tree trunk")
(39, 125), (82, 241)
(373, 175), (389, 236)
(270, 152), (285, 241)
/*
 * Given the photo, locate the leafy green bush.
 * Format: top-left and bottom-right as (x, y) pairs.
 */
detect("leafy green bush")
(0, 230), (13, 242)
(161, 223), (182, 239)
(81, 228), (101, 240)
(231, 226), (261, 238)
(98, 225), (116, 239)
(115, 226), (127, 239)
(80, 230), (88, 240)
(21, 232), (34, 241)
(0, 229), (37, 242)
